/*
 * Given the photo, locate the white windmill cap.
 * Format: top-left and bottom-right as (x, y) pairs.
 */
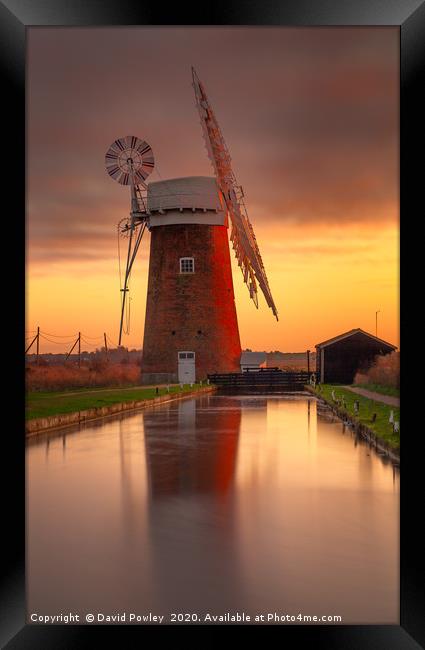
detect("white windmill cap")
(147, 176), (226, 227)
(147, 176), (223, 212)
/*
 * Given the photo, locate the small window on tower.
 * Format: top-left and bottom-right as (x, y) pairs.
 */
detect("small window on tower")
(180, 257), (194, 274)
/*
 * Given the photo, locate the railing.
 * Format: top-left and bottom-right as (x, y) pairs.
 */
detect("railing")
(207, 369), (312, 391)
(148, 192), (220, 213)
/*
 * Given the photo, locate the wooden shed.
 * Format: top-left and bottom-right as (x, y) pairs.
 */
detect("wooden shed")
(315, 328), (397, 384)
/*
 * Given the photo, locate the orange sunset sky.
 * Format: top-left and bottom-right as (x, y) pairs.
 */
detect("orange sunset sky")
(27, 27), (399, 353)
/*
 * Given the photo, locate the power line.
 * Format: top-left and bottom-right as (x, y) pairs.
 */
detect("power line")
(106, 334), (119, 348)
(40, 330), (78, 339)
(80, 337), (103, 348)
(27, 328), (132, 352)
(39, 334), (68, 345)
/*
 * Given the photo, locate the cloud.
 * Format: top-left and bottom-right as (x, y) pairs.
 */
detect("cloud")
(27, 27), (399, 266)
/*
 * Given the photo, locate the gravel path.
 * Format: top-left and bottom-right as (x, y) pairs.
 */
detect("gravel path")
(342, 386), (399, 407)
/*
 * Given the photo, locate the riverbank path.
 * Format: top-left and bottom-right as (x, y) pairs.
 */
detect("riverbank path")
(342, 386), (400, 407)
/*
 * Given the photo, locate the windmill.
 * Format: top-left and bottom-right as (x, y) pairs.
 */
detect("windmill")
(105, 69), (278, 383)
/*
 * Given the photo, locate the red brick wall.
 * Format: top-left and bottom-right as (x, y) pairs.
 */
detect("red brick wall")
(141, 223), (241, 381)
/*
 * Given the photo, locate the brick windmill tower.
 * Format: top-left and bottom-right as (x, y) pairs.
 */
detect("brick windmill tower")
(105, 69), (278, 384)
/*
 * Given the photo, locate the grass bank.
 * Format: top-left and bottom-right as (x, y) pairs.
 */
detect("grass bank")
(26, 383), (207, 421)
(310, 384), (400, 453)
(353, 383), (399, 398)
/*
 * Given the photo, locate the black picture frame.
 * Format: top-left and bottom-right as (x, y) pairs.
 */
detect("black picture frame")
(2, 1), (424, 647)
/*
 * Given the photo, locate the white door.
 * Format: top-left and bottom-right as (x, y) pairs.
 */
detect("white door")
(178, 351), (196, 383)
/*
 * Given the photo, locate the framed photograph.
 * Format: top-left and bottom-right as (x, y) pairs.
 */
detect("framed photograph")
(3, 1), (424, 647)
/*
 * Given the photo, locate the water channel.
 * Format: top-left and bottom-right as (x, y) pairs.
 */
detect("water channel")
(27, 394), (399, 624)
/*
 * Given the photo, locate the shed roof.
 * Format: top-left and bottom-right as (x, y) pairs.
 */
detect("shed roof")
(240, 351), (267, 365)
(315, 328), (397, 350)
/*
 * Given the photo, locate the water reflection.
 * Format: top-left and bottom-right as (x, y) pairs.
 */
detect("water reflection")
(144, 396), (241, 497)
(143, 396), (244, 612)
(27, 395), (399, 623)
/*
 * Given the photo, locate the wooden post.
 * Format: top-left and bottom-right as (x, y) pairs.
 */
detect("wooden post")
(307, 349), (310, 375)
(25, 333), (37, 355)
(36, 326), (40, 365)
(78, 332), (81, 368)
(104, 332), (108, 362)
(25, 328), (40, 359)
(65, 335), (79, 362)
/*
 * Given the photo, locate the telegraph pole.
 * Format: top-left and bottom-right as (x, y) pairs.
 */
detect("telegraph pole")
(65, 333), (79, 363)
(375, 310), (380, 337)
(104, 332), (108, 362)
(78, 332), (81, 368)
(306, 349), (310, 375)
(36, 326), (40, 365)
(25, 327), (40, 360)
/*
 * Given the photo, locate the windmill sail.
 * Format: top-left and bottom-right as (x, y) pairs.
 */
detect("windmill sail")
(192, 67), (278, 320)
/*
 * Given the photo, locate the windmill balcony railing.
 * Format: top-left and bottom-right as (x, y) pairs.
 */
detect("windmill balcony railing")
(147, 192), (221, 214)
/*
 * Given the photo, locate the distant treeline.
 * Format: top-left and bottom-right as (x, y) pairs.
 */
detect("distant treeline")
(27, 348), (316, 368)
(26, 346), (141, 365)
